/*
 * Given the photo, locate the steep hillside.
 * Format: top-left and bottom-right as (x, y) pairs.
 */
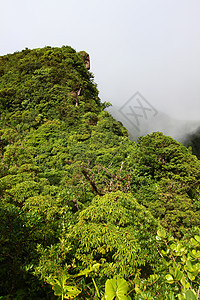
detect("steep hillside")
(0, 47), (199, 299)
(0, 46), (101, 128)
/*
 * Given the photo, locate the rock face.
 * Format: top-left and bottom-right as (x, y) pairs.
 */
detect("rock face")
(85, 55), (90, 70)
(78, 51), (90, 70)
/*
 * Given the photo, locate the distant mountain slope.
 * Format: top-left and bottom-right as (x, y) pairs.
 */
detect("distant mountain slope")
(107, 104), (200, 147)
(184, 126), (200, 158)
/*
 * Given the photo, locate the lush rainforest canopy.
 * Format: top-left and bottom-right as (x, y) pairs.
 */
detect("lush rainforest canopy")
(0, 46), (199, 299)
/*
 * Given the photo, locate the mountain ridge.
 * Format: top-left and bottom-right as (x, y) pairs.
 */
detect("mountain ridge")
(0, 46), (199, 299)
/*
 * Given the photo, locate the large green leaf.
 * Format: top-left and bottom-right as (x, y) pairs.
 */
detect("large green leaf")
(50, 273), (81, 299)
(104, 276), (131, 300)
(64, 286), (82, 299)
(52, 282), (81, 299)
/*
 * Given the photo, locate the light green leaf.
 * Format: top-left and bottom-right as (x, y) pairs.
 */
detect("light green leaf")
(193, 262), (200, 272)
(76, 263), (100, 277)
(105, 276), (131, 300)
(168, 291), (175, 300)
(50, 273), (81, 299)
(180, 276), (186, 288)
(166, 274), (174, 284)
(185, 282), (191, 289)
(191, 250), (200, 259)
(174, 268), (183, 281)
(194, 235), (200, 243)
(169, 266), (175, 275)
(157, 229), (166, 239)
(187, 271), (195, 281)
(186, 289), (196, 300)
(64, 286), (81, 299)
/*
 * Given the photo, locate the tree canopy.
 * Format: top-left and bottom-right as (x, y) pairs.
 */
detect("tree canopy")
(0, 46), (199, 299)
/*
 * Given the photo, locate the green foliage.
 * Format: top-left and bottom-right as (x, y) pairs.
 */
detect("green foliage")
(67, 191), (160, 281)
(130, 132), (200, 237)
(0, 46), (100, 118)
(132, 132), (200, 189)
(0, 46), (200, 299)
(157, 231), (200, 299)
(103, 276), (131, 300)
(184, 126), (200, 159)
(0, 202), (53, 298)
(48, 272), (81, 300)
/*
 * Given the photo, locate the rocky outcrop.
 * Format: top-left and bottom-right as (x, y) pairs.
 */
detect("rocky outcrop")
(78, 51), (90, 70)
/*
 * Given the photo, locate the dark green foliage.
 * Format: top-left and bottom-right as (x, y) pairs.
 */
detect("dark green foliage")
(0, 46), (101, 126)
(0, 202), (53, 298)
(184, 126), (200, 159)
(129, 132), (200, 237)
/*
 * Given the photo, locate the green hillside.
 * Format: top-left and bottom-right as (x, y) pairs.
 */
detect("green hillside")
(0, 46), (199, 299)
(184, 127), (200, 159)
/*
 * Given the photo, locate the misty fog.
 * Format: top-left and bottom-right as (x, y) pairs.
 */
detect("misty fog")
(107, 91), (200, 143)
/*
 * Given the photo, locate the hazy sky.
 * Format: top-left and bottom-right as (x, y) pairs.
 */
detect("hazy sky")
(1, 0), (200, 120)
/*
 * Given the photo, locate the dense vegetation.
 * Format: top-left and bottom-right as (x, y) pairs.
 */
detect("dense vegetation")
(184, 127), (200, 159)
(0, 46), (199, 299)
